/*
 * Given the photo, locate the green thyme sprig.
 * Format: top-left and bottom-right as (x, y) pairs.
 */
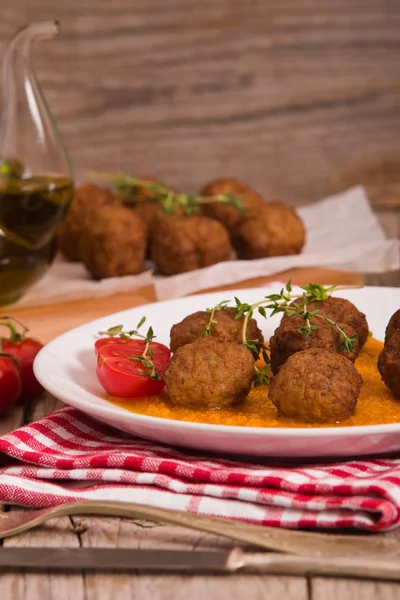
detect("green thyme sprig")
(288, 301), (351, 349)
(258, 282), (358, 352)
(253, 348), (271, 387)
(129, 325), (160, 380)
(203, 281), (360, 385)
(88, 172), (246, 216)
(99, 317), (161, 380)
(202, 297), (261, 355)
(296, 303), (323, 339)
(203, 300), (231, 336)
(320, 316), (358, 353)
(290, 308), (358, 353)
(233, 281), (358, 355)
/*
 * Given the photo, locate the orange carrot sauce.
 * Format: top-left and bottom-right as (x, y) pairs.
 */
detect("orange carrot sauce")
(109, 338), (400, 428)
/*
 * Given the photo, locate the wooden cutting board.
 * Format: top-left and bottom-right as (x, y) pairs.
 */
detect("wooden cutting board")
(5, 267), (362, 344)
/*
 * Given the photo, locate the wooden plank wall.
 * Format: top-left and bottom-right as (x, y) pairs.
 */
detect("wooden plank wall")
(0, 0), (399, 210)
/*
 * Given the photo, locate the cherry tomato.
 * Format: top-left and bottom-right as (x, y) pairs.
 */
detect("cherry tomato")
(96, 340), (171, 399)
(0, 356), (21, 414)
(94, 337), (139, 355)
(2, 338), (44, 401)
(97, 340), (170, 365)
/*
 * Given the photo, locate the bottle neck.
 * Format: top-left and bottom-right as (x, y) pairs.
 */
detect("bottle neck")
(0, 21), (62, 176)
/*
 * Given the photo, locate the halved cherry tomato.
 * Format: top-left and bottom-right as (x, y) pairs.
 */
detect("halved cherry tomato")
(96, 340), (171, 399)
(97, 340), (170, 365)
(94, 337), (140, 355)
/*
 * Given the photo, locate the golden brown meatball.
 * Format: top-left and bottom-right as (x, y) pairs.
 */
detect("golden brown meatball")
(150, 214), (232, 276)
(132, 201), (163, 259)
(385, 309), (400, 343)
(134, 201), (162, 232)
(79, 204), (146, 279)
(200, 178), (265, 230)
(170, 308), (264, 353)
(123, 177), (163, 231)
(231, 202), (306, 260)
(164, 337), (255, 409)
(124, 176), (160, 203)
(58, 183), (116, 262)
(269, 349), (362, 423)
(131, 183), (186, 258)
(269, 314), (359, 375)
(378, 330), (400, 398)
(284, 296), (369, 349)
(123, 177), (178, 232)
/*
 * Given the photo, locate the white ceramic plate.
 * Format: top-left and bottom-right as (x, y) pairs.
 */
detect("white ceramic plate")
(34, 285), (400, 459)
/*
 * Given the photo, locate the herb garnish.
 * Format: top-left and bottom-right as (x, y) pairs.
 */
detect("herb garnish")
(203, 300), (231, 336)
(253, 348), (271, 387)
(88, 172), (246, 216)
(99, 317), (161, 380)
(237, 281), (358, 355)
(204, 281), (360, 385)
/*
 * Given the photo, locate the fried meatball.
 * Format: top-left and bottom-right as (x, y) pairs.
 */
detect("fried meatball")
(378, 330), (400, 398)
(269, 314), (359, 374)
(231, 202), (306, 260)
(124, 177), (163, 231)
(385, 309), (400, 343)
(122, 177), (179, 232)
(79, 204), (146, 279)
(284, 296), (369, 349)
(150, 214), (232, 275)
(269, 349), (362, 423)
(170, 308), (264, 353)
(134, 201), (162, 232)
(124, 176), (159, 203)
(200, 178), (265, 230)
(164, 337), (254, 409)
(58, 183), (115, 261)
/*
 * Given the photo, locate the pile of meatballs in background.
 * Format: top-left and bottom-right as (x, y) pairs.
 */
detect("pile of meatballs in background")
(161, 294), (400, 425)
(57, 177), (306, 280)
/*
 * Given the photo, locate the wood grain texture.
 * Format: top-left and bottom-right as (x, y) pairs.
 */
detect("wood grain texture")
(311, 579), (400, 600)
(80, 516), (309, 600)
(0, 0), (398, 208)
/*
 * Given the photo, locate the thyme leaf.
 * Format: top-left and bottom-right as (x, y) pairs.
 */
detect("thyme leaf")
(203, 300), (231, 336)
(228, 281), (359, 369)
(88, 172), (246, 216)
(98, 317), (161, 380)
(253, 348), (271, 387)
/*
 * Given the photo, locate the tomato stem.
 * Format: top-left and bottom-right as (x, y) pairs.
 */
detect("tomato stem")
(0, 315), (29, 343)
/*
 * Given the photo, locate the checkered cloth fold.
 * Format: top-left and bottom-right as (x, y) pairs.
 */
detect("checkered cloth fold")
(0, 406), (399, 531)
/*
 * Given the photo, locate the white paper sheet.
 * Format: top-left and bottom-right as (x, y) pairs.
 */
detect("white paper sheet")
(15, 259), (153, 308)
(15, 186), (399, 308)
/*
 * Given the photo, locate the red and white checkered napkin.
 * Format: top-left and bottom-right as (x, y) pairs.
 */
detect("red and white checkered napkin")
(0, 406), (400, 532)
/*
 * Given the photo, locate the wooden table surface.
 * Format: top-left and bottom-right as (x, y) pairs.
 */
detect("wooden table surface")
(1, 266), (400, 600)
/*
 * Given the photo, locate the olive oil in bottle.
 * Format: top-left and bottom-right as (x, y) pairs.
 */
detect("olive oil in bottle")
(0, 21), (74, 305)
(0, 175), (74, 304)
